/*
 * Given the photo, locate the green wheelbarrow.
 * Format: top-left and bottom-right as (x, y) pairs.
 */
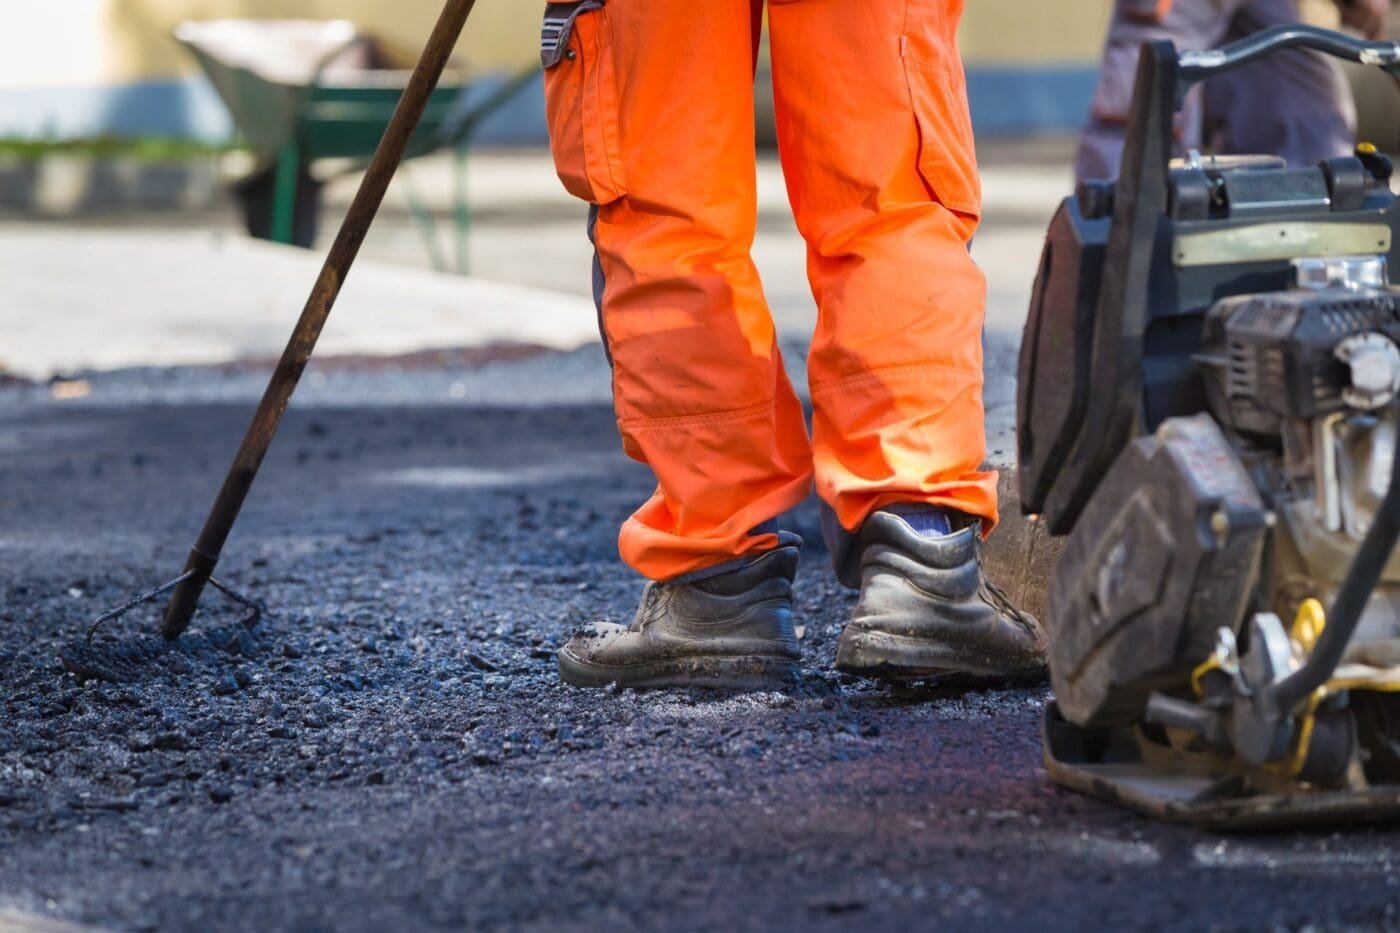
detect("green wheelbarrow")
(176, 18), (536, 272)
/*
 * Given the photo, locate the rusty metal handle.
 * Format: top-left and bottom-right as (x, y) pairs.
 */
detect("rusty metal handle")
(161, 0), (478, 638)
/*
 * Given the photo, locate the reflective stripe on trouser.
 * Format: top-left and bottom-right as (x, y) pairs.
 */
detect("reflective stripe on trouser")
(542, 0), (994, 581)
(1075, 0), (1356, 183)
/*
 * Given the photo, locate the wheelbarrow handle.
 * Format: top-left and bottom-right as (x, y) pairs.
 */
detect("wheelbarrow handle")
(161, 0), (479, 638)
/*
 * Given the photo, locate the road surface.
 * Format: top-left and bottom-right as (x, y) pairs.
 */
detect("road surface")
(2, 351), (1398, 931)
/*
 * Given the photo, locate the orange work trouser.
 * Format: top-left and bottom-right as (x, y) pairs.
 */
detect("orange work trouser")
(542, 0), (993, 582)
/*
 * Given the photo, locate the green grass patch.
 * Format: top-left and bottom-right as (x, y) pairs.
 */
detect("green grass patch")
(0, 136), (242, 162)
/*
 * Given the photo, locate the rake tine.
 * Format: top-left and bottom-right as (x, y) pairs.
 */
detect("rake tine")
(207, 577), (265, 631)
(86, 571), (195, 642)
(85, 573), (265, 643)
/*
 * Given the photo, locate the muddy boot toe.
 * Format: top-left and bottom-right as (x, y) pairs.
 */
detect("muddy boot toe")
(558, 547), (803, 691)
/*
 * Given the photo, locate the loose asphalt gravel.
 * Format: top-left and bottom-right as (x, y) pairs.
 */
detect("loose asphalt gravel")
(3, 349), (1400, 932)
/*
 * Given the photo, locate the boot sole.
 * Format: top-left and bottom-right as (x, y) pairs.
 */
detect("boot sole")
(557, 649), (800, 692)
(834, 629), (1046, 685)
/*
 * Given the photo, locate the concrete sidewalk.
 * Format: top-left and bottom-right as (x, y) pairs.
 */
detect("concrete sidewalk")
(0, 228), (598, 381)
(1, 145), (1072, 380)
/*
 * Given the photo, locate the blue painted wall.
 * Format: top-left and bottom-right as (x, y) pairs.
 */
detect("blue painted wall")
(966, 66), (1098, 136)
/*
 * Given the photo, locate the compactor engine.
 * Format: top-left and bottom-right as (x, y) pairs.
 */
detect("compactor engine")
(1017, 25), (1400, 826)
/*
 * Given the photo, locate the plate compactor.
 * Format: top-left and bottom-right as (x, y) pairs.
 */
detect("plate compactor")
(1017, 25), (1400, 828)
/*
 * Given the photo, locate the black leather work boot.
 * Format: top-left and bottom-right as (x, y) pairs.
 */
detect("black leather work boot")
(558, 547), (802, 690)
(834, 508), (1046, 683)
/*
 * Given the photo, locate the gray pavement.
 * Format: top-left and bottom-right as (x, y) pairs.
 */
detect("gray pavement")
(4, 376), (1399, 932)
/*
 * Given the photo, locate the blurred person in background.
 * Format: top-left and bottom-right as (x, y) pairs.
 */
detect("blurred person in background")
(1077, 0), (1393, 182)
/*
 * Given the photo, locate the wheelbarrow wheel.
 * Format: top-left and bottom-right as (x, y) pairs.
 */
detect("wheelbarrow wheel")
(232, 165), (324, 249)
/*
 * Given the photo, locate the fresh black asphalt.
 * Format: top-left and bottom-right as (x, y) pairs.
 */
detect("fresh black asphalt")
(2, 353), (1398, 931)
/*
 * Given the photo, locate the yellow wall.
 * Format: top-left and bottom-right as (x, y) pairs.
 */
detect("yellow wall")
(3, 1), (1115, 91)
(960, 0), (1112, 64)
(99, 0), (539, 76)
(957, 0), (1335, 62)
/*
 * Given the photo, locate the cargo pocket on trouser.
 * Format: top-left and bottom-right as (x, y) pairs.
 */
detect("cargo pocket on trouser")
(899, 34), (981, 220)
(541, 1), (629, 205)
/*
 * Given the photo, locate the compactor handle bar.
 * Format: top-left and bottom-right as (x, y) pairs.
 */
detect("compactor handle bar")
(1176, 24), (1400, 95)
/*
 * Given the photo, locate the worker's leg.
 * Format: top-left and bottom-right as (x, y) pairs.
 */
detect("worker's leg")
(766, 0), (1046, 682)
(1075, 0), (1240, 182)
(768, 0), (991, 572)
(542, 0), (813, 583)
(1202, 0), (1356, 165)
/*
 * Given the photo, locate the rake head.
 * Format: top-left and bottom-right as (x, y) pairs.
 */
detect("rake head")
(58, 573), (263, 684)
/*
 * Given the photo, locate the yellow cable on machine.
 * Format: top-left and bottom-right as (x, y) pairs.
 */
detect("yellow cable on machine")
(1282, 599), (1400, 777)
(1188, 600), (1400, 777)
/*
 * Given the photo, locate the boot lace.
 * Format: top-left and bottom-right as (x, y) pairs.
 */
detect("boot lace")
(629, 582), (666, 631)
(978, 576), (1037, 635)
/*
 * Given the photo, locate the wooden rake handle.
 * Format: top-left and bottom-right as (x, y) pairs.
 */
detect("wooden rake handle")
(162, 0), (480, 638)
